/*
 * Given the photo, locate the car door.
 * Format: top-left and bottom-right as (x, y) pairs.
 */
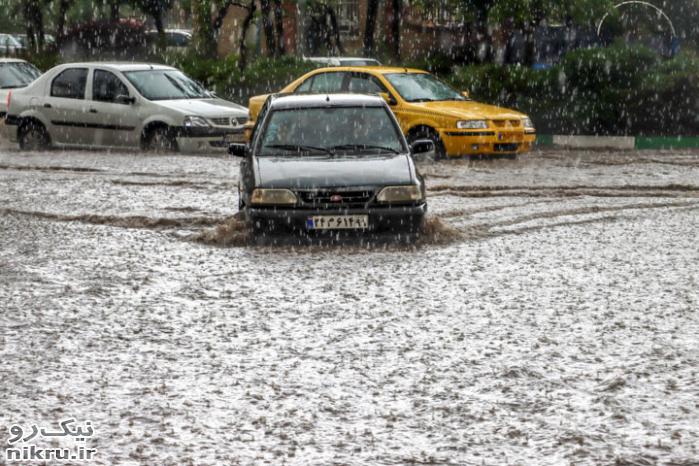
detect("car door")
(42, 67), (91, 145)
(87, 69), (140, 147)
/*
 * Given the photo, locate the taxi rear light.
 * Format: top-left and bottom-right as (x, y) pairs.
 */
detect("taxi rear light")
(6, 90), (11, 110)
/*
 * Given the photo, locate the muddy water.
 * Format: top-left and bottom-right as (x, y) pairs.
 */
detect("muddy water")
(1, 147), (698, 465)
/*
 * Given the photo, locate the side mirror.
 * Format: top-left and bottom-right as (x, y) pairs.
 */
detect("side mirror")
(379, 92), (397, 106)
(115, 95), (135, 105)
(461, 90), (470, 99)
(410, 139), (434, 155)
(229, 143), (247, 157)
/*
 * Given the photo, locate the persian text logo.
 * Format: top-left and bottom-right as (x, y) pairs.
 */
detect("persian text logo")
(5, 418), (96, 462)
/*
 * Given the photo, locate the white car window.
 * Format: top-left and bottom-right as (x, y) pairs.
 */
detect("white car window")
(51, 68), (88, 100)
(93, 70), (129, 103)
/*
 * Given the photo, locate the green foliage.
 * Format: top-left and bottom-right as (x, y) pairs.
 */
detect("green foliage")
(16, 50), (62, 71)
(166, 52), (317, 103)
(446, 44), (699, 135)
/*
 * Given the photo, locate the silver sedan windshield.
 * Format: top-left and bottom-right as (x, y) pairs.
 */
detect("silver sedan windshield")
(124, 70), (209, 101)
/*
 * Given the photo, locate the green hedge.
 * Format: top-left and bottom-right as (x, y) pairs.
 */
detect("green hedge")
(21, 44), (698, 136)
(446, 45), (699, 136)
(167, 53), (317, 104)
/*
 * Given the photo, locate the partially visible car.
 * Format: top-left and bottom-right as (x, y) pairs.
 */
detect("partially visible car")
(246, 66), (536, 160)
(230, 93), (431, 237)
(3, 62), (248, 152)
(0, 59), (41, 118)
(0, 34), (23, 54)
(11, 34), (55, 49)
(145, 29), (192, 53)
(304, 56), (381, 67)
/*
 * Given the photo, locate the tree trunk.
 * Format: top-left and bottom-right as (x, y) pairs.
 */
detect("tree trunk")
(23, 0), (44, 53)
(362, 0), (378, 56)
(55, 0), (73, 47)
(110, 1), (120, 22)
(272, 0), (285, 56)
(326, 6), (344, 54)
(389, 0), (401, 59)
(153, 11), (166, 53)
(259, 0), (276, 56)
(238, 0), (257, 71)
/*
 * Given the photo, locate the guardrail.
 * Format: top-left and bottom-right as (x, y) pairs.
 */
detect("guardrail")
(536, 135), (699, 150)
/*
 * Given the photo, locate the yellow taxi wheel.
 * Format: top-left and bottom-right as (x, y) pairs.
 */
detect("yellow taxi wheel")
(408, 128), (446, 161)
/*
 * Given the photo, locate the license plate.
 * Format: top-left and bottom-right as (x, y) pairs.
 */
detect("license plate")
(498, 132), (523, 142)
(306, 215), (368, 230)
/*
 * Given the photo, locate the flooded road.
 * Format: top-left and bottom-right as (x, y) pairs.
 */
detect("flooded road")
(1, 146), (698, 465)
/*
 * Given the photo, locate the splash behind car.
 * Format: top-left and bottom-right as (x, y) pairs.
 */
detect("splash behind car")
(230, 94), (432, 237)
(3, 62), (248, 151)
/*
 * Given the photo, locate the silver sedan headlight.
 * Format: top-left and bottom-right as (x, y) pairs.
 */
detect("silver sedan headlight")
(523, 117), (535, 130)
(250, 188), (297, 206)
(184, 115), (211, 128)
(456, 120), (488, 129)
(376, 185), (424, 203)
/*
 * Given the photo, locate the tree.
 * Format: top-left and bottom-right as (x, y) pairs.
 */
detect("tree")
(191, 0), (216, 57)
(387, 0), (401, 59)
(237, 0), (256, 70)
(133, 0), (174, 51)
(363, 0), (379, 56)
(272, 0), (285, 56)
(305, 0), (344, 55)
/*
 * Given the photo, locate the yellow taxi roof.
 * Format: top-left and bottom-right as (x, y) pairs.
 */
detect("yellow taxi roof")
(310, 66), (428, 75)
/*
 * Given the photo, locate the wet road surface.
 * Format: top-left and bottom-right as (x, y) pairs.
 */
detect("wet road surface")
(1, 146), (698, 465)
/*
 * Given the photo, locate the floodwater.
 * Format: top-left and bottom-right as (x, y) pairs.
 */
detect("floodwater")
(1, 146), (698, 466)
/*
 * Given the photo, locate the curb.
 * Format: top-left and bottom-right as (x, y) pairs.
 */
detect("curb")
(536, 135), (699, 150)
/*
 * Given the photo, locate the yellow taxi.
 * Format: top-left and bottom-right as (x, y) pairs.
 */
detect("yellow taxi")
(246, 66), (536, 159)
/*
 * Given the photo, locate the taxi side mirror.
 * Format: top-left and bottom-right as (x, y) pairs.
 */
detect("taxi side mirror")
(461, 90), (470, 99)
(228, 143), (247, 157)
(379, 92), (397, 106)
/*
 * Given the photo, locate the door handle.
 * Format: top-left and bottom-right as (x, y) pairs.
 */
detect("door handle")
(43, 103), (52, 108)
(89, 108), (98, 114)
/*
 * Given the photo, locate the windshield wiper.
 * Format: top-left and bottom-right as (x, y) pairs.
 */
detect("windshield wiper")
(409, 98), (437, 102)
(329, 144), (400, 154)
(264, 144), (333, 155)
(0, 85), (24, 89)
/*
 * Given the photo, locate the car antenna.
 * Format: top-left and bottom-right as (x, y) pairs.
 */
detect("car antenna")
(326, 95), (330, 102)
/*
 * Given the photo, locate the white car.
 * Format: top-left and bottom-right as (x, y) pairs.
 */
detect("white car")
(3, 62), (249, 152)
(146, 29), (191, 53)
(304, 56), (381, 67)
(1, 59), (41, 117)
(0, 34), (23, 54)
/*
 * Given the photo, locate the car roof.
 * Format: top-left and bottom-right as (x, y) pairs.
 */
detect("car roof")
(269, 93), (386, 109)
(0, 58), (28, 64)
(309, 65), (427, 74)
(51, 62), (175, 72)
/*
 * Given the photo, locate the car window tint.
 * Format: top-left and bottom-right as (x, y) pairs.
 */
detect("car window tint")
(170, 33), (189, 47)
(51, 68), (88, 99)
(348, 74), (385, 94)
(93, 70), (129, 103)
(296, 76), (314, 93)
(309, 72), (346, 93)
